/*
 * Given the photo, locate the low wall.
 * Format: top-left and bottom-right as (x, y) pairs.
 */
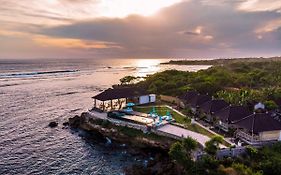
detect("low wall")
(160, 95), (185, 108)
(86, 113), (148, 132)
(152, 129), (182, 141)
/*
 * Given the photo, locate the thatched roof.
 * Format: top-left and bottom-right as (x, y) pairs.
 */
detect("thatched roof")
(92, 87), (149, 101)
(179, 91), (198, 101)
(189, 94), (212, 108)
(215, 105), (252, 123)
(200, 99), (229, 114)
(234, 112), (281, 134)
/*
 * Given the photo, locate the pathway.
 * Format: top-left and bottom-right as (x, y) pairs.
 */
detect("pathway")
(157, 124), (210, 147)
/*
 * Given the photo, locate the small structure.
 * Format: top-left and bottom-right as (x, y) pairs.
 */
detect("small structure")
(92, 87), (156, 112)
(215, 105), (252, 132)
(200, 99), (229, 122)
(234, 112), (281, 145)
(254, 102), (265, 110)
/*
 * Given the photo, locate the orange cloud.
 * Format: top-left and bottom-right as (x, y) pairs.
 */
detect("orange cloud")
(0, 30), (29, 37)
(255, 19), (281, 33)
(32, 35), (122, 49)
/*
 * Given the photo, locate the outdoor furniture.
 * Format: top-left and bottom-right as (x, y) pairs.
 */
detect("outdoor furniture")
(163, 110), (173, 121)
(124, 102), (135, 113)
(149, 107), (158, 118)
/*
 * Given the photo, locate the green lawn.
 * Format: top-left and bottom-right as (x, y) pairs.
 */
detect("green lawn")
(133, 106), (186, 123)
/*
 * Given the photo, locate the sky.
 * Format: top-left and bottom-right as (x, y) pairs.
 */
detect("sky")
(0, 0), (281, 59)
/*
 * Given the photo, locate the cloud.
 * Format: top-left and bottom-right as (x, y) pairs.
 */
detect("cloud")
(1, 0), (281, 59)
(32, 35), (122, 49)
(0, 0), (100, 26)
(238, 0), (281, 12)
(36, 0), (281, 58)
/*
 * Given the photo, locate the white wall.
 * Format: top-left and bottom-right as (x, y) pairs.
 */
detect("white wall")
(138, 94), (156, 104)
(149, 94), (156, 103)
(139, 95), (150, 104)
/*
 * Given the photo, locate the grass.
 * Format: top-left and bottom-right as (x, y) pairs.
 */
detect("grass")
(186, 124), (215, 138)
(133, 106), (187, 124)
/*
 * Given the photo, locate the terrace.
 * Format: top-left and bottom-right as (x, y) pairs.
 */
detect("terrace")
(235, 130), (261, 145)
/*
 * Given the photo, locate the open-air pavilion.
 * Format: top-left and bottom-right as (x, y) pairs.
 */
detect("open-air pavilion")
(92, 87), (156, 112)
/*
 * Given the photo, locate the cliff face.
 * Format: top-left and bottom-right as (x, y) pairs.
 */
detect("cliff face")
(69, 112), (175, 150)
(68, 112), (181, 175)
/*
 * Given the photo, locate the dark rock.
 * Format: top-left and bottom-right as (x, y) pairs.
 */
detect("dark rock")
(69, 115), (81, 128)
(49, 121), (58, 128)
(63, 122), (69, 126)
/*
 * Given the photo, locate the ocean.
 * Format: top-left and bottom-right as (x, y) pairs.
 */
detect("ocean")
(0, 58), (210, 175)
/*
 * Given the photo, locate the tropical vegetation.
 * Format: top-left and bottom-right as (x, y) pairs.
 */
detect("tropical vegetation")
(168, 137), (281, 175)
(121, 60), (281, 109)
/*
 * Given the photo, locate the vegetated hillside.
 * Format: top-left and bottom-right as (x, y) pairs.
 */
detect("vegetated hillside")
(135, 61), (281, 107)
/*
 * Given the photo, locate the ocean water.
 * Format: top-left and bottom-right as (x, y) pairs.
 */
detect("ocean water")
(0, 58), (210, 175)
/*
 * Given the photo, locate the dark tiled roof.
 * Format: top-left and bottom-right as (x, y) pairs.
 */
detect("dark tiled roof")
(189, 94), (212, 108)
(234, 113), (281, 134)
(200, 99), (229, 114)
(179, 91), (198, 101)
(92, 87), (149, 101)
(215, 106), (252, 123)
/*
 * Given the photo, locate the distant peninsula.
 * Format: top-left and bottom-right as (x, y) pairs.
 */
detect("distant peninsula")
(161, 56), (281, 65)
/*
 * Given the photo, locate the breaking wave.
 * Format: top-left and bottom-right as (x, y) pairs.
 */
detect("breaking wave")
(0, 70), (79, 78)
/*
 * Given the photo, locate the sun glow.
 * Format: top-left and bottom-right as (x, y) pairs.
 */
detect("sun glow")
(97, 0), (182, 18)
(134, 59), (161, 77)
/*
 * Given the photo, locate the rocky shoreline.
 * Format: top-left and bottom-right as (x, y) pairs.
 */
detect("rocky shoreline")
(67, 112), (179, 175)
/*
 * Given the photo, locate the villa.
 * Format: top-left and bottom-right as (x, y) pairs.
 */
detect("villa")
(214, 105), (252, 132)
(199, 99), (229, 122)
(234, 112), (281, 145)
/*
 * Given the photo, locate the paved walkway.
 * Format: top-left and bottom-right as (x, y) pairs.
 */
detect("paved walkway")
(157, 124), (211, 147)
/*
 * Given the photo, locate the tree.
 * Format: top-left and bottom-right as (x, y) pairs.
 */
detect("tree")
(204, 136), (223, 156)
(169, 137), (198, 173)
(264, 100), (278, 110)
(231, 163), (262, 175)
(120, 76), (137, 85)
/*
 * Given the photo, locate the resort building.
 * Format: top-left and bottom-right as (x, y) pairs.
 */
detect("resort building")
(214, 105), (252, 132)
(92, 87), (156, 112)
(200, 99), (229, 122)
(179, 91), (199, 107)
(234, 112), (281, 145)
(188, 94), (212, 113)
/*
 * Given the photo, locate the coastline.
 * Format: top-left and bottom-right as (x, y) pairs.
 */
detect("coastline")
(68, 112), (178, 174)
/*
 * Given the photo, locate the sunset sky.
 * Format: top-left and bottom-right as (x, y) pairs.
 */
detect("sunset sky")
(0, 0), (281, 59)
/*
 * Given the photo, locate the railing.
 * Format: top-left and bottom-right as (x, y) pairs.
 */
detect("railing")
(236, 130), (260, 144)
(218, 122), (229, 132)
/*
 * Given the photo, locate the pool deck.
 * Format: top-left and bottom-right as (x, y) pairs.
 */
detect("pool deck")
(88, 110), (226, 148)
